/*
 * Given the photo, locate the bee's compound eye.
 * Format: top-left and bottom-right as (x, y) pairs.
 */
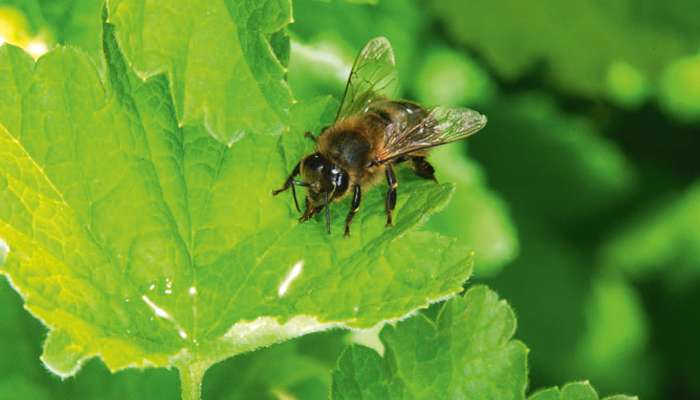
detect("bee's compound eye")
(302, 153), (325, 172)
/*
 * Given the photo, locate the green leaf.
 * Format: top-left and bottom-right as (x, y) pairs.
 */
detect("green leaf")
(0, 276), (183, 400)
(659, 54), (700, 122)
(0, 1), (102, 56)
(413, 46), (496, 107)
(528, 382), (638, 400)
(430, 0), (700, 100)
(105, 0), (294, 144)
(425, 145), (518, 277)
(0, 17), (472, 400)
(488, 218), (654, 397)
(291, 0), (424, 90)
(470, 93), (636, 222)
(600, 182), (700, 286)
(331, 285), (528, 399)
(37, 0), (103, 55)
(203, 337), (337, 400)
(573, 276), (653, 396)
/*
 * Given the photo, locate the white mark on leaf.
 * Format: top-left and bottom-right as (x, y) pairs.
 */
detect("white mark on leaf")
(278, 260), (304, 297)
(224, 315), (340, 344)
(142, 295), (171, 318)
(0, 238), (9, 262)
(142, 295), (189, 340)
(189, 286), (197, 296)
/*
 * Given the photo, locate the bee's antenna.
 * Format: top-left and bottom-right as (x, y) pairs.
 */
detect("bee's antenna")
(324, 191), (331, 234)
(290, 182), (300, 213)
(293, 179), (310, 187)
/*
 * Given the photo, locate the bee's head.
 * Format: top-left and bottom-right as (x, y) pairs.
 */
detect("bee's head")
(300, 153), (349, 206)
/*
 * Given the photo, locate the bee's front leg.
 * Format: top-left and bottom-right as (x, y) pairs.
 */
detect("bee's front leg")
(344, 184), (362, 237)
(299, 198), (322, 223)
(385, 164), (398, 227)
(272, 162), (302, 212)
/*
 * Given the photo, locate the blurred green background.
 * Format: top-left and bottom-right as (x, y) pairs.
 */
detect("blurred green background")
(1, 0), (699, 399)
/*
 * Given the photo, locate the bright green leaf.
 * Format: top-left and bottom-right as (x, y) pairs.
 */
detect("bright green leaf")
(0, 275), (184, 400)
(105, 0), (294, 144)
(331, 285), (528, 400)
(0, 16), (472, 400)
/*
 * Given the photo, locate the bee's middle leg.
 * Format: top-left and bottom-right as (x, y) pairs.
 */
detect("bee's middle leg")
(410, 156), (437, 182)
(385, 165), (398, 227)
(344, 184), (362, 237)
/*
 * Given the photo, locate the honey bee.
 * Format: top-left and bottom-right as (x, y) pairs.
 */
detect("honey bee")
(273, 37), (487, 236)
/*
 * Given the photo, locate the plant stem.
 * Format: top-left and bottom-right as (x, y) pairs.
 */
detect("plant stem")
(179, 363), (206, 400)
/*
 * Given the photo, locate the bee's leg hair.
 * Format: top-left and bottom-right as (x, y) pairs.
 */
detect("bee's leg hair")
(385, 165), (398, 227)
(344, 184), (362, 237)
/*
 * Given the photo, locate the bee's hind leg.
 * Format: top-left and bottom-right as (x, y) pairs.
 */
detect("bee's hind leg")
(410, 156), (437, 182)
(385, 165), (398, 227)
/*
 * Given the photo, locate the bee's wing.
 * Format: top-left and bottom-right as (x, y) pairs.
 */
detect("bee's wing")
(335, 37), (399, 121)
(376, 107), (487, 163)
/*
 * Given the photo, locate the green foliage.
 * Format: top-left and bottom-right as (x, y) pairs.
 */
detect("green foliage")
(106, 0), (294, 144)
(0, 0), (694, 399)
(332, 288), (636, 400)
(0, 7), (472, 399)
(529, 382), (637, 400)
(600, 183), (700, 286)
(659, 54), (700, 121)
(425, 146), (518, 276)
(414, 47), (495, 107)
(0, 0), (101, 56)
(332, 286), (528, 399)
(430, 0), (700, 103)
(470, 93), (635, 222)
